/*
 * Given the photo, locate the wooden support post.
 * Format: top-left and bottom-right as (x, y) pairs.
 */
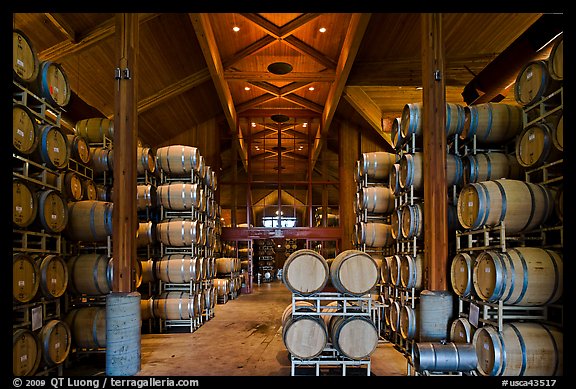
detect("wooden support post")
(112, 13), (138, 293)
(421, 13), (448, 291)
(339, 120), (358, 251)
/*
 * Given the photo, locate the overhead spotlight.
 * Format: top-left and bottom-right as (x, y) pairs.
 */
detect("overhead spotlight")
(232, 26), (240, 32)
(319, 27), (327, 33)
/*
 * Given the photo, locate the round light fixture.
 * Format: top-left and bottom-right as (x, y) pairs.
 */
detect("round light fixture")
(271, 114), (290, 123)
(267, 62), (293, 75)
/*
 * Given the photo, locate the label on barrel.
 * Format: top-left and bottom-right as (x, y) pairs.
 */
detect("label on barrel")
(16, 206), (22, 212)
(485, 268), (490, 272)
(528, 132), (535, 141)
(484, 343), (489, 350)
(54, 147), (59, 152)
(20, 355), (28, 362)
(526, 69), (533, 80)
(51, 278), (57, 284)
(18, 280), (25, 287)
(17, 129), (24, 137)
(51, 214), (57, 220)
(55, 342), (60, 349)
(17, 59), (24, 67)
(468, 201), (473, 207)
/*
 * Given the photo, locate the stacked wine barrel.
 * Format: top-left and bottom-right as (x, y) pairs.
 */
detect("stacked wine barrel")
(447, 35), (564, 377)
(139, 144), (222, 332)
(12, 29), (74, 376)
(281, 249), (379, 375)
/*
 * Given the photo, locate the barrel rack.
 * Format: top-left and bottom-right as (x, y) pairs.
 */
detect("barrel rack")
(289, 293), (373, 376)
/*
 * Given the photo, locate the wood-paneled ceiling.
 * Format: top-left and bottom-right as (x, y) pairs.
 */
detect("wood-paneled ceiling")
(13, 12), (559, 182)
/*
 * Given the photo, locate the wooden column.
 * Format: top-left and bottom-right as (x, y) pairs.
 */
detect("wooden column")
(339, 120), (358, 251)
(421, 13), (448, 291)
(112, 14), (139, 292)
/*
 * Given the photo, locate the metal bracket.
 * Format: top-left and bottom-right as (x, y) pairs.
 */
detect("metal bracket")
(434, 70), (441, 81)
(114, 67), (132, 80)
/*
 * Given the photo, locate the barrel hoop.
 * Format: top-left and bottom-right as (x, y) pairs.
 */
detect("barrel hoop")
(519, 182), (537, 233)
(476, 182), (490, 228)
(491, 251), (507, 302)
(492, 180), (507, 225)
(510, 249), (528, 305)
(457, 105), (466, 135)
(485, 153), (493, 180)
(495, 328), (506, 376)
(446, 103), (452, 134)
(542, 250), (560, 305)
(92, 255), (106, 295)
(500, 251), (516, 303)
(539, 324), (560, 375)
(509, 323), (527, 376)
(89, 201), (98, 241)
(94, 308), (104, 347)
(468, 155), (478, 183)
(405, 154), (414, 188)
(180, 146), (187, 174)
(469, 106), (478, 138)
(481, 103), (494, 142)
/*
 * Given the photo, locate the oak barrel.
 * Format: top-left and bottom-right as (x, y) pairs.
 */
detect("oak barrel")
(399, 152), (423, 192)
(360, 151), (396, 182)
(473, 322), (563, 376)
(388, 254), (402, 287)
(82, 178), (98, 200)
(155, 254), (201, 283)
(65, 200), (113, 242)
(216, 257), (240, 275)
(399, 304), (418, 340)
(63, 171), (84, 201)
(457, 179), (553, 234)
(75, 118), (114, 143)
(137, 146), (156, 175)
(152, 291), (193, 320)
(283, 249), (329, 295)
(67, 253), (112, 296)
(472, 247), (562, 306)
(460, 103), (523, 144)
(548, 35), (563, 81)
(450, 317), (475, 343)
(136, 184), (157, 210)
(156, 219), (201, 246)
(39, 319), (72, 366)
(551, 112), (563, 152)
(390, 207), (402, 239)
(400, 253), (423, 290)
(30, 61), (71, 107)
(515, 60), (561, 107)
(13, 253), (40, 304)
(33, 124), (70, 170)
(462, 151), (523, 185)
(156, 182), (201, 210)
(401, 203), (424, 240)
(13, 103), (39, 155)
(90, 147), (113, 174)
(13, 329), (42, 376)
(37, 189), (68, 233)
(66, 134), (91, 165)
(38, 254), (68, 299)
(13, 179), (38, 228)
(136, 221), (156, 247)
(515, 122), (563, 168)
(281, 302), (328, 359)
(156, 145), (200, 177)
(400, 102), (466, 142)
(450, 252), (477, 298)
(389, 163), (401, 196)
(65, 307), (107, 349)
(355, 222), (394, 248)
(359, 185), (395, 214)
(330, 250), (379, 296)
(380, 256), (393, 285)
(391, 117), (404, 151)
(328, 314), (378, 360)
(13, 29), (40, 84)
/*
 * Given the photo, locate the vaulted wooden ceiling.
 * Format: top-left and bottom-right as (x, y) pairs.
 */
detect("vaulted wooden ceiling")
(13, 12), (560, 185)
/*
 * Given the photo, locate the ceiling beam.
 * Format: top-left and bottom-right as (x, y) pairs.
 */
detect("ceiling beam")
(38, 13), (159, 61)
(313, 13), (372, 163)
(44, 13), (77, 43)
(189, 13), (247, 170)
(240, 13), (281, 37)
(279, 13), (322, 38)
(280, 81), (313, 96)
(236, 94), (278, 113)
(222, 35), (276, 69)
(248, 81), (281, 96)
(240, 108), (320, 118)
(283, 36), (337, 70)
(282, 94), (324, 114)
(224, 71), (335, 82)
(136, 68), (211, 114)
(342, 86), (392, 147)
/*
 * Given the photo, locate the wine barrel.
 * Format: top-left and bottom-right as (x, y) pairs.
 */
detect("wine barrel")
(137, 146), (156, 175)
(388, 163), (401, 196)
(152, 291), (193, 320)
(390, 207), (402, 240)
(399, 304), (418, 340)
(360, 151), (396, 182)
(548, 35), (563, 81)
(33, 124), (69, 170)
(156, 182), (201, 210)
(140, 258), (156, 284)
(13, 253), (40, 304)
(551, 112), (563, 152)
(283, 249), (329, 295)
(457, 179), (553, 234)
(355, 222), (394, 248)
(37, 254), (68, 299)
(473, 322), (563, 376)
(450, 317), (475, 343)
(389, 300), (401, 332)
(400, 102), (466, 142)
(414, 342), (477, 373)
(13, 103), (39, 156)
(214, 278), (231, 298)
(197, 155), (207, 178)
(136, 184), (157, 211)
(515, 122), (563, 168)
(90, 147), (113, 174)
(472, 247), (562, 306)
(156, 145), (200, 177)
(399, 152), (423, 192)
(65, 200), (113, 242)
(39, 319), (72, 366)
(13, 29), (40, 85)
(13, 329), (42, 376)
(460, 103), (523, 144)
(75, 118), (114, 143)
(400, 253), (423, 290)
(66, 134), (91, 165)
(82, 178), (98, 200)
(36, 189), (68, 233)
(281, 302), (328, 359)
(62, 171), (84, 201)
(330, 250), (379, 296)
(450, 252), (477, 298)
(65, 307), (106, 349)
(359, 185), (395, 214)
(140, 298), (153, 321)
(388, 254), (402, 287)
(380, 256), (393, 285)
(401, 203), (424, 240)
(216, 257), (239, 275)
(67, 253), (112, 296)
(462, 151), (523, 185)
(156, 219), (201, 246)
(391, 117), (404, 151)
(515, 60), (561, 107)
(13, 179), (38, 228)
(418, 290), (455, 342)
(136, 221), (156, 248)
(328, 314), (378, 360)
(155, 254), (201, 284)
(31, 61), (71, 107)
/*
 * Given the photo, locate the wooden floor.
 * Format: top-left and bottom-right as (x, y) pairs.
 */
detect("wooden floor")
(135, 280), (409, 377)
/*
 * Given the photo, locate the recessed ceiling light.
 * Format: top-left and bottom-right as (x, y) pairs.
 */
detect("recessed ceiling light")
(308, 86), (315, 91)
(251, 122), (256, 127)
(271, 114), (290, 123)
(319, 27), (327, 33)
(244, 86), (251, 91)
(232, 26), (240, 32)
(303, 122), (308, 127)
(267, 62), (293, 75)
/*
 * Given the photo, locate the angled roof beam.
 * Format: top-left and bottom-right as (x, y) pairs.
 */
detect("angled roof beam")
(283, 35), (337, 69)
(312, 13), (372, 164)
(224, 71), (335, 82)
(240, 13), (281, 37)
(282, 94), (324, 114)
(189, 13), (247, 170)
(248, 81), (281, 96)
(343, 86), (392, 147)
(280, 81), (313, 96)
(279, 13), (322, 38)
(222, 35), (276, 69)
(44, 13), (77, 43)
(39, 13), (159, 61)
(236, 94), (278, 113)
